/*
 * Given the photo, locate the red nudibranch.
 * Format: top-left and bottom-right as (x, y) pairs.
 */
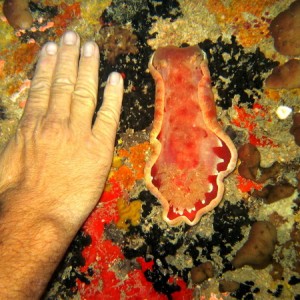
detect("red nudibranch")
(145, 45), (237, 226)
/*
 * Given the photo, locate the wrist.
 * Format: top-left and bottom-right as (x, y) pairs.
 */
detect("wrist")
(0, 188), (73, 299)
(0, 186), (76, 239)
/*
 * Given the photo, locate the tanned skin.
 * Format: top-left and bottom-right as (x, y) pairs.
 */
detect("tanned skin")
(0, 31), (123, 299)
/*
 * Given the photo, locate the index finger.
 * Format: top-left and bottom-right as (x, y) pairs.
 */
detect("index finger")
(22, 42), (58, 120)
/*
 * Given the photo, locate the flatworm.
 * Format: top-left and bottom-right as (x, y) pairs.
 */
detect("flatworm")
(145, 45), (237, 226)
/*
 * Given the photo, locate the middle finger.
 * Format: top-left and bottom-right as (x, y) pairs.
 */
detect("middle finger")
(47, 31), (80, 118)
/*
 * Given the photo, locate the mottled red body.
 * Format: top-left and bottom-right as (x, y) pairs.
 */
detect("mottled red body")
(145, 45), (237, 226)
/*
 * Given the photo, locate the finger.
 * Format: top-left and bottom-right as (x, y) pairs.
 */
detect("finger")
(47, 31), (80, 118)
(92, 72), (123, 147)
(22, 42), (57, 121)
(70, 42), (99, 132)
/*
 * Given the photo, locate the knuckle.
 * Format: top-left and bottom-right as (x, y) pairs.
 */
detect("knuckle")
(52, 77), (75, 88)
(18, 114), (42, 141)
(103, 90), (120, 103)
(96, 131), (115, 152)
(19, 114), (36, 131)
(25, 97), (46, 110)
(50, 79), (75, 97)
(18, 122), (33, 140)
(58, 49), (78, 62)
(39, 117), (68, 140)
(30, 78), (52, 92)
(72, 89), (96, 109)
(98, 107), (120, 128)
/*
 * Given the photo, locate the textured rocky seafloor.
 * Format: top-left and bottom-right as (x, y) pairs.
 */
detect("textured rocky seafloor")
(0, 0), (300, 299)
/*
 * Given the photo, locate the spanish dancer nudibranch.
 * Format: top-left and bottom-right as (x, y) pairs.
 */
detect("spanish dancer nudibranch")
(145, 45), (237, 226)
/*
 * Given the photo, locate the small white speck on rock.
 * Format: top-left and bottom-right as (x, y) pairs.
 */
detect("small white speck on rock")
(276, 105), (292, 120)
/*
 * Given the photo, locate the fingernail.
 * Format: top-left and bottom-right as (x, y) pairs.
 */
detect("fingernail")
(63, 31), (77, 45)
(45, 42), (57, 55)
(108, 72), (121, 85)
(83, 42), (95, 57)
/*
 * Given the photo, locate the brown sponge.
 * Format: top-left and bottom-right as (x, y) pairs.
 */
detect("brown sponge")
(238, 143), (280, 183)
(219, 280), (240, 293)
(238, 143), (260, 181)
(265, 59), (300, 89)
(232, 221), (277, 269)
(290, 113), (300, 146)
(269, 0), (300, 56)
(190, 262), (214, 284)
(3, 0), (33, 29)
(253, 183), (295, 204)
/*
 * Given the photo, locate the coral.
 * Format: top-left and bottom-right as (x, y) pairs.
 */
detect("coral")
(102, 0), (148, 25)
(80, 0), (112, 26)
(237, 175), (264, 193)
(199, 36), (278, 109)
(265, 59), (300, 89)
(3, 0), (33, 29)
(268, 211), (287, 227)
(264, 88), (281, 102)
(232, 104), (277, 147)
(232, 221), (277, 269)
(101, 0), (181, 26)
(290, 113), (300, 146)
(3, 43), (40, 76)
(190, 262), (214, 284)
(116, 198), (142, 231)
(112, 165), (135, 190)
(52, 2), (81, 35)
(0, 18), (16, 51)
(112, 142), (150, 190)
(118, 142), (149, 181)
(96, 25), (138, 63)
(219, 280), (240, 293)
(269, 0), (300, 56)
(206, 0), (276, 47)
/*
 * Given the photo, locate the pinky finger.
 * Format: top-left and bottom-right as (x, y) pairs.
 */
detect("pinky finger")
(92, 72), (123, 146)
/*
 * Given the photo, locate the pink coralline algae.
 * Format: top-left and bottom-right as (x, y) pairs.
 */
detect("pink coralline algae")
(145, 46), (237, 226)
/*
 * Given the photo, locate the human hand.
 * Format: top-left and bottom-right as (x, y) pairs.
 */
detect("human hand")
(0, 31), (123, 298)
(0, 31), (123, 234)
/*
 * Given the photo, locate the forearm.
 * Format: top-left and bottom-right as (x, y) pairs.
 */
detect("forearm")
(0, 190), (74, 299)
